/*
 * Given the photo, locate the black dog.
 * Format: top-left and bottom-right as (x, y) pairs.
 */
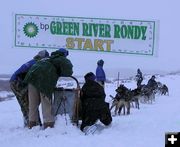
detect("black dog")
(160, 84), (169, 95)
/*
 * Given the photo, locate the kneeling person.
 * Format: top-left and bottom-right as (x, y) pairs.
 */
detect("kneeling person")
(80, 72), (112, 132)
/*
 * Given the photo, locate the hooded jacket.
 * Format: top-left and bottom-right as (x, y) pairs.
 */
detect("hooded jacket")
(24, 51), (73, 98)
(80, 80), (106, 111)
(96, 65), (106, 82)
(10, 50), (49, 82)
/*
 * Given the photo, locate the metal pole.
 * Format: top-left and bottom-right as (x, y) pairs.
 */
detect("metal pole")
(117, 72), (120, 88)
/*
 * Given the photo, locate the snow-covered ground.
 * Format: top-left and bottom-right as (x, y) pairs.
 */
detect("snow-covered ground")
(1, 1), (180, 147)
(0, 74), (180, 147)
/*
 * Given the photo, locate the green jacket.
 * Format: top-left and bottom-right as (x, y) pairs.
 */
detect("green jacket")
(24, 52), (73, 98)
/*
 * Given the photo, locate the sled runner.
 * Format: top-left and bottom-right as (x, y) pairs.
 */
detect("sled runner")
(83, 124), (106, 135)
(83, 124), (98, 135)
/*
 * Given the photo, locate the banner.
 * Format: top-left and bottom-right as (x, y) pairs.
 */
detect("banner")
(15, 14), (159, 56)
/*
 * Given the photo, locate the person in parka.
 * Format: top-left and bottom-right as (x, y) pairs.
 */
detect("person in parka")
(147, 75), (158, 91)
(9, 49), (49, 127)
(96, 59), (106, 87)
(80, 72), (112, 132)
(135, 68), (143, 88)
(24, 48), (73, 129)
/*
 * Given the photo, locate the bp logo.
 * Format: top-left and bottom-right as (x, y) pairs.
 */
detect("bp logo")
(23, 22), (39, 38)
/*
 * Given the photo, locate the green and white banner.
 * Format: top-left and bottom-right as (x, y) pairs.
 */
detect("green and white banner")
(15, 14), (159, 56)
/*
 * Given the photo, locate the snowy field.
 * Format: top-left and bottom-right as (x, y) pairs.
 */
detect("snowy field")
(1, 0), (180, 147)
(0, 74), (180, 147)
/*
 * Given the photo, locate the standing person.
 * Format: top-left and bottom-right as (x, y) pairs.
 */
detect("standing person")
(96, 59), (106, 88)
(24, 48), (73, 129)
(80, 72), (112, 132)
(9, 50), (49, 127)
(136, 68), (143, 88)
(147, 75), (158, 90)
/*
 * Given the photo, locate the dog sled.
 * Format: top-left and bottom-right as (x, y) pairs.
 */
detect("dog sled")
(52, 76), (81, 126)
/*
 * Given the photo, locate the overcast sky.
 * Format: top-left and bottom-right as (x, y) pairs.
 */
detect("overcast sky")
(0, 0), (180, 77)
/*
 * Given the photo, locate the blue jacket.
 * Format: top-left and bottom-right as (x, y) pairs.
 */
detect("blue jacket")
(24, 52), (73, 98)
(96, 65), (106, 82)
(10, 59), (36, 82)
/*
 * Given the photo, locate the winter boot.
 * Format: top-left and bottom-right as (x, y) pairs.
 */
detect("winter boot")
(43, 122), (55, 129)
(28, 121), (40, 129)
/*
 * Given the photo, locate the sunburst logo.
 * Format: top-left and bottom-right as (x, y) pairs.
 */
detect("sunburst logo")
(23, 22), (39, 38)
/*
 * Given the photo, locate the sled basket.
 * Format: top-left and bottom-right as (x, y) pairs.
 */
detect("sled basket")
(53, 76), (81, 126)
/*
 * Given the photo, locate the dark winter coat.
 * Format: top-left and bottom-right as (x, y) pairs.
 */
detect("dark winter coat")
(80, 80), (107, 111)
(24, 52), (73, 98)
(96, 65), (106, 82)
(80, 80), (112, 131)
(147, 78), (158, 90)
(136, 70), (143, 82)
